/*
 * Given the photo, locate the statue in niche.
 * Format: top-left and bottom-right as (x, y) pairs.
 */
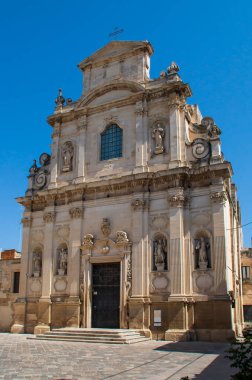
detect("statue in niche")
(195, 237), (210, 270)
(33, 251), (42, 277)
(58, 247), (68, 275)
(153, 236), (167, 271)
(152, 123), (165, 154)
(62, 142), (74, 172)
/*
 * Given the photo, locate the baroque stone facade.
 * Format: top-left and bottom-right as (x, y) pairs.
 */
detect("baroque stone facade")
(12, 40), (243, 341)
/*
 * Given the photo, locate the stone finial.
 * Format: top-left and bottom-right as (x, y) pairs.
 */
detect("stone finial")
(160, 70), (167, 78)
(167, 61), (180, 75)
(55, 88), (65, 108)
(29, 159), (38, 175)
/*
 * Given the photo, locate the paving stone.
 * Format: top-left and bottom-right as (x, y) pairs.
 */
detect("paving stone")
(0, 334), (238, 379)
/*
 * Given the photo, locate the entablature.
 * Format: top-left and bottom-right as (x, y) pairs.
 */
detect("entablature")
(17, 162), (232, 212)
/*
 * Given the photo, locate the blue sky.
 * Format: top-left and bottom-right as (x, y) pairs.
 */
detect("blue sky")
(0, 0), (252, 250)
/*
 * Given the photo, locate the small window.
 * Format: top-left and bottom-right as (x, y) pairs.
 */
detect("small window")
(13, 272), (20, 293)
(242, 266), (250, 280)
(100, 124), (122, 161)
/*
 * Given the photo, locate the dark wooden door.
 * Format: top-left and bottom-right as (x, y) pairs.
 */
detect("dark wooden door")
(92, 263), (120, 328)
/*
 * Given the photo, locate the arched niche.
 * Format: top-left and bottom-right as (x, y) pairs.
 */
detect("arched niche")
(152, 233), (168, 271)
(56, 243), (68, 276)
(32, 246), (43, 277)
(193, 230), (212, 270)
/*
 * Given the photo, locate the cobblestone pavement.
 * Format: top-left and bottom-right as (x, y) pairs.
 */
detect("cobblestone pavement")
(0, 334), (236, 380)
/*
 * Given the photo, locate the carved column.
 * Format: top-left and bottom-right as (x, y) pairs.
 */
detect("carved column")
(128, 195), (150, 332)
(80, 235), (93, 328)
(168, 188), (186, 296)
(164, 188), (188, 341)
(68, 206), (83, 297)
(210, 189), (228, 295)
(11, 215), (32, 333)
(34, 210), (55, 334)
(134, 101), (147, 173)
(168, 97), (184, 168)
(48, 122), (60, 189)
(74, 114), (87, 184)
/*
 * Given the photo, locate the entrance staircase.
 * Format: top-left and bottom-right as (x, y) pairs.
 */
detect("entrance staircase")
(33, 328), (150, 344)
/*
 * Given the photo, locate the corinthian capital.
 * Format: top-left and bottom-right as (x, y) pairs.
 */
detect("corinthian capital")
(69, 207), (84, 219)
(131, 199), (148, 211)
(43, 212), (56, 224)
(168, 188), (187, 208)
(21, 217), (32, 228)
(210, 191), (227, 204)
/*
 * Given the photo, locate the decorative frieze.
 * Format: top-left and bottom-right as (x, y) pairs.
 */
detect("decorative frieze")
(131, 199), (148, 211)
(210, 191), (227, 204)
(21, 217), (32, 227)
(69, 207), (83, 219)
(43, 212), (56, 224)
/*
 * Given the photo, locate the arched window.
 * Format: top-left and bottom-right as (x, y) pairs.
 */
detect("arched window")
(100, 124), (122, 161)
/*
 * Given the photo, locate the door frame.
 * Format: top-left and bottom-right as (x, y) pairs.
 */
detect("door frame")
(91, 262), (120, 328)
(81, 253), (130, 329)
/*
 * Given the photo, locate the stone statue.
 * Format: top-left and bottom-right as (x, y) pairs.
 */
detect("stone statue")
(195, 237), (209, 269)
(153, 237), (167, 271)
(62, 142), (74, 172)
(33, 251), (41, 276)
(58, 248), (68, 275)
(152, 124), (165, 154)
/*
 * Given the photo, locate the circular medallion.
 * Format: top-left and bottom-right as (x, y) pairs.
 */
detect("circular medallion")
(152, 275), (169, 290)
(54, 278), (67, 292)
(30, 279), (42, 293)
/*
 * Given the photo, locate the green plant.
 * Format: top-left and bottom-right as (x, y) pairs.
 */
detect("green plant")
(226, 337), (252, 379)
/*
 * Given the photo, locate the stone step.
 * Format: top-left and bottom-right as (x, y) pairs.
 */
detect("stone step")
(36, 334), (146, 342)
(31, 328), (150, 344)
(33, 336), (149, 344)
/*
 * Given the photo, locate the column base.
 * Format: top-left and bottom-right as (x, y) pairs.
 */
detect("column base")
(165, 329), (196, 342)
(195, 329), (235, 342)
(34, 324), (50, 335)
(11, 324), (24, 334)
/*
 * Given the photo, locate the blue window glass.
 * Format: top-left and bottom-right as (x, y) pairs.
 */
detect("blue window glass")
(100, 124), (123, 161)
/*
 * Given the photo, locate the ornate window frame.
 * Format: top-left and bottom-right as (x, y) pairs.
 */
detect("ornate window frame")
(100, 124), (123, 161)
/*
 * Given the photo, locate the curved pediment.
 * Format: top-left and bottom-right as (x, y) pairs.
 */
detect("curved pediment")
(75, 80), (145, 110)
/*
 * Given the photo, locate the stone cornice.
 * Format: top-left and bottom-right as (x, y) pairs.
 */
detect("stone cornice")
(17, 163), (232, 211)
(47, 81), (191, 127)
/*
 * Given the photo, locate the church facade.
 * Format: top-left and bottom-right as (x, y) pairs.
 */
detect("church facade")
(12, 40), (243, 341)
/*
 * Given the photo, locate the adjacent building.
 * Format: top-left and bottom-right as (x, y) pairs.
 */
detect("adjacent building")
(11, 40), (243, 341)
(0, 249), (21, 331)
(241, 248), (252, 325)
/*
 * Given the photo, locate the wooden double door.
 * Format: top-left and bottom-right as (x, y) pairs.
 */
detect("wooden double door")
(92, 263), (120, 328)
